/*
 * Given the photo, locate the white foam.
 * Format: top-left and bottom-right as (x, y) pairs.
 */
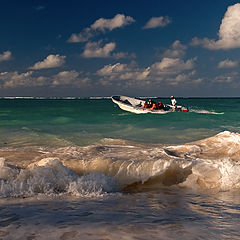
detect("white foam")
(190, 109), (224, 114)
(0, 158), (117, 198)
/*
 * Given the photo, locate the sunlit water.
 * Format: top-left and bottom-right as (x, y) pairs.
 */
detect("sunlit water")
(0, 98), (240, 239)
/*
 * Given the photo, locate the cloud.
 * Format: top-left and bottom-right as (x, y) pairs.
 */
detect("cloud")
(112, 52), (136, 59)
(0, 71), (47, 88)
(0, 70), (89, 88)
(96, 56), (197, 86)
(166, 71), (199, 86)
(0, 51), (12, 62)
(218, 59), (238, 68)
(68, 14), (135, 43)
(52, 70), (89, 86)
(161, 40), (187, 58)
(150, 57), (196, 75)
(81, 41), (135, 59)
(97, 62), (150, 84)
(191, 3), (240, 50)
(82, 41), (116, 58)
(91, 14), (135, 31)
(143, 16), (171, 29)
(213, 72), (238, 83)
(30, 54), (66, 70)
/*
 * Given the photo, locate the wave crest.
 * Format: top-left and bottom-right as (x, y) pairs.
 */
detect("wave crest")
(1, 131), (240, 198)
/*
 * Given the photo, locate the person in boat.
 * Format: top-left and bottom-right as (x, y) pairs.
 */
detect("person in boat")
(157, 101), (164, 109)
(150, 101), (158, 110)
(140, 99), (156, 109)
(147, 99), (153, 108)
(170, 96), (177, 111)
(140, 101), (150, 109)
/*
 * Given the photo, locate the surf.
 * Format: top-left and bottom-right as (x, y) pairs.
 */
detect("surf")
(1, 131), (240, 198)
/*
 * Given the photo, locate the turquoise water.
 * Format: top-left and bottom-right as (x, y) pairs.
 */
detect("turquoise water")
(1, 98), (240, 240)
(0, 98), (238, 147)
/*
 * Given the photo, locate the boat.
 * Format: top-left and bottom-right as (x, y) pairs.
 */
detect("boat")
(111, 95), (189, 114)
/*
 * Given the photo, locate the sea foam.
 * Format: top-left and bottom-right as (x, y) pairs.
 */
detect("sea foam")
(0, 158), (117, 198)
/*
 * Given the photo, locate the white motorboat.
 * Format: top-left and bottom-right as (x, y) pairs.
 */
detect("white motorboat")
(111, 95), (189, 114)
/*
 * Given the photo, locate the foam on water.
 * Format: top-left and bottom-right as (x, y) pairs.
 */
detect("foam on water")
(190, 109), (224, 115)
(1, 131), (240, 198)
(0, 158), (117, 198)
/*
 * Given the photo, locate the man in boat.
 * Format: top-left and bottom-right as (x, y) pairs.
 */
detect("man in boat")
(170, 96), (177, 111)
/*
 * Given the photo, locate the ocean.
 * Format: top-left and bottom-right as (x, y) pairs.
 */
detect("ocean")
(0, 97), (240, 239)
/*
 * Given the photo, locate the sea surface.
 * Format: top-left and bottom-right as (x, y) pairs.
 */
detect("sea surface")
(0, 97), (240, 239)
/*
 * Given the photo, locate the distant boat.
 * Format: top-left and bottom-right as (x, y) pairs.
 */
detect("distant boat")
(111, 95), (189, 114)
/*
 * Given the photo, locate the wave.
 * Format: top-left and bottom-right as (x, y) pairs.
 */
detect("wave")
(1, 131), (240, 198)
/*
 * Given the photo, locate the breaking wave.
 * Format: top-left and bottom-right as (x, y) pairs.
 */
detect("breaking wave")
(1, 131), (240, 198)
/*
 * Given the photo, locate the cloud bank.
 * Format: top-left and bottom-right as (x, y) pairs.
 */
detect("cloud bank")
(191, 3), (240, 50)
(0, 70), (89, 88)
(68, 14), (135, 43)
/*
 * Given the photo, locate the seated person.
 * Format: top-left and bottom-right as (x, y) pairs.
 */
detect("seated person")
(140, 101), (149, 108)
(147, 99), (156, 108)
(150, 102), (158, 110)
(157, 101), (164, 109)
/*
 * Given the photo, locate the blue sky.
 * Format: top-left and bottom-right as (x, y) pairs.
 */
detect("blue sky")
(0, 0), (240, 97)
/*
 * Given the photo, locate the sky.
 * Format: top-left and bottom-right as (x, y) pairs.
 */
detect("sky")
(1, 0), (240, 97)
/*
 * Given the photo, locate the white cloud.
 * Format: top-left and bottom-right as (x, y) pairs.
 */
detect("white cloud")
(30, 54), (66, 70)
(97, 56), (197, 86)
(0, 51), (12, 62)
(81, 41), (135, 59)
(68, 14), (135, 43)
(150, 57), (196, 75)
(68, 28), (94, 43)
(91, 14), (135, 31)
(213, 72), (237, 83)
(218, 59), (238, 68)
(82, 42), (116, 58)
(0, 70), (89, 88)
(97, 62), (150, 83)
(0, 71), (47, 88)
(143, 16), (171, 29)
(52, 70), (89, 86)
(161, 40), (187, 58)
(166, 71), (197, 85)
(191, 3), (240, 50)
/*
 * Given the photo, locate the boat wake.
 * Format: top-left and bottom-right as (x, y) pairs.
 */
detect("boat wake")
(190, 109), (224, 115)
(0, 131), (240, 198)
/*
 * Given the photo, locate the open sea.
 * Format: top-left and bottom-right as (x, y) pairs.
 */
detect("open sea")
(1, 97), (240, 239)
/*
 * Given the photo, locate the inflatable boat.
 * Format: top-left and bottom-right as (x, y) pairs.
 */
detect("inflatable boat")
(111, 95), (189, 114)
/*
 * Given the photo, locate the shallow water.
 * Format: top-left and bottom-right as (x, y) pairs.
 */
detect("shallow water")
(1, 190), (240, 240)
(1, 98), (240, 239)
